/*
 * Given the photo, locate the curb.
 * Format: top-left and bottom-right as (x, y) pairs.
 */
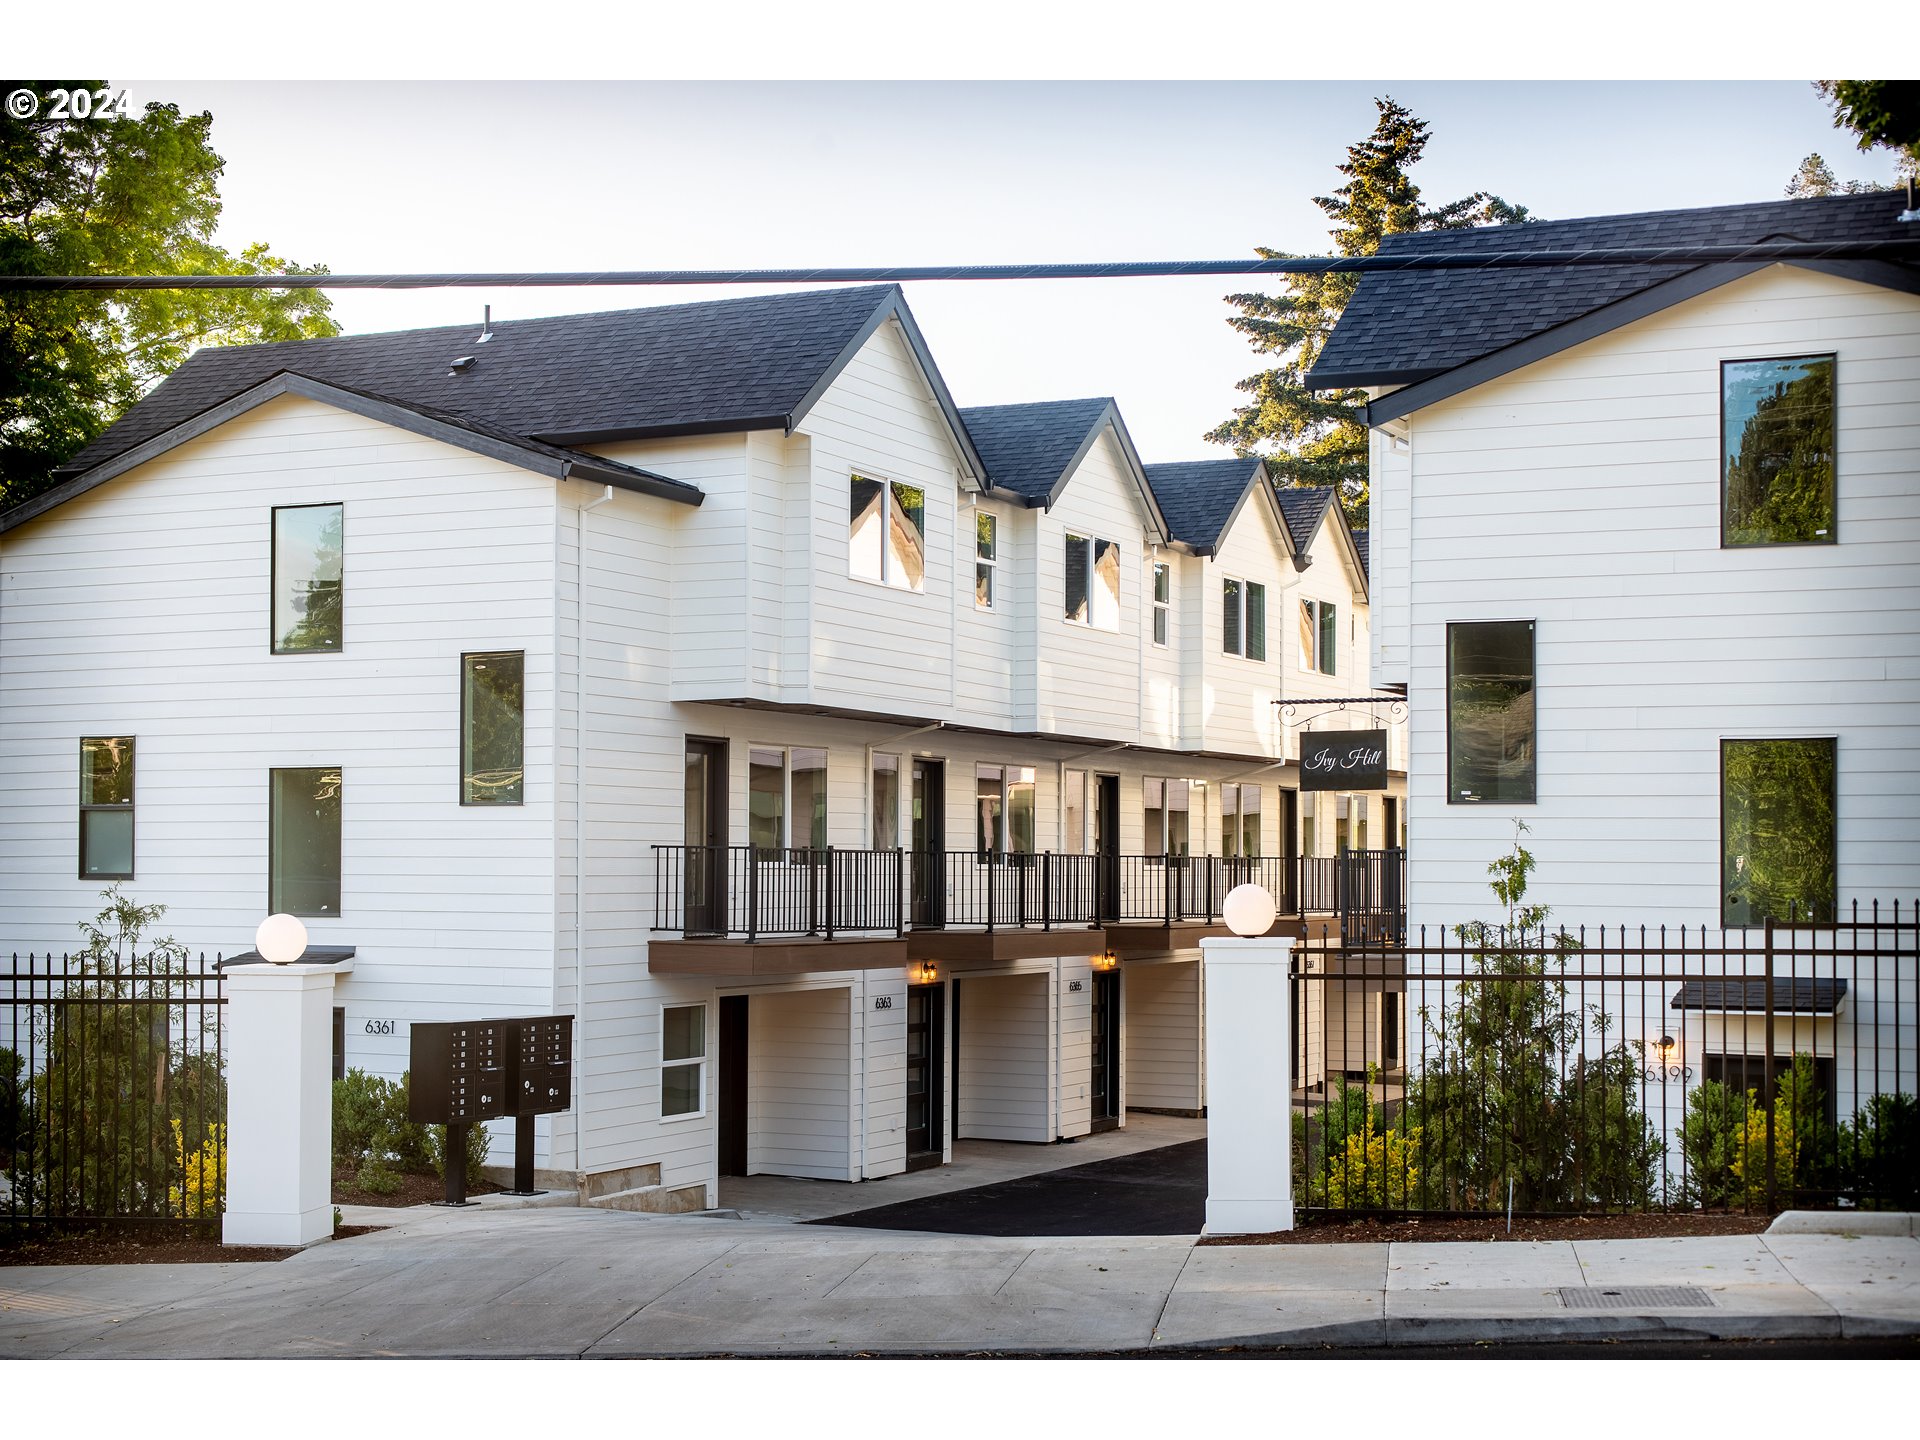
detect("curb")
(1767, 1210), (1919, 1237)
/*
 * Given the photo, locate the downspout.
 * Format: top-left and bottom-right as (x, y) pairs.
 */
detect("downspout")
(573, 481), (615, 1175)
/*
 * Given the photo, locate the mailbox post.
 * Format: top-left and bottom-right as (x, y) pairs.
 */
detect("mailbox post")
(410, 1013), (573, 1205)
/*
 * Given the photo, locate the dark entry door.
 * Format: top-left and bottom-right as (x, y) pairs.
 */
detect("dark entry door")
(1090, 969), (1121, 1131)
(1095, 774), (1121, 921)
(905, 983), (945, 1169)
(718, 995), (748, 1177)
(684, 738), (728, 935)
(911, 759), (946, 927)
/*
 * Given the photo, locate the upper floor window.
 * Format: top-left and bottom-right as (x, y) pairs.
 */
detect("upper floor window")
(1152, 563), (1170, 646)
(975, 764), (1036, 856)
(1220, 783), (1261, 857)
(270, 766), (342, 916)
(850, 475), (926, 591)
(749, 746), (827, 851)
(1143, 777), (1191, 857)
(461, 652), (524, 805)
(1223, 578), (1266, 661)
(79, 737), (135, 880)
(1447, 620), (1535, 805)
(1298, 598), (1336, 676)
(1064, 533), (1121, 630)
(272, 503), (344, 653)
(1722, 737), (1835, 927)
(1723, 355), (1836, 547)
(974, 512), (997, 609)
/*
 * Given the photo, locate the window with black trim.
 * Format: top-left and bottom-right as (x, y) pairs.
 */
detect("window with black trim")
(272, 503), (344, 653)
(1064, 533), (1121, 630)
(270, 766), (342, 916)
(461, 651), (524, 804)
(79, 737), (135, 879)
(1447, 620), (1535, 804)
(1722, 737), (1835, 927)
(1722, 355), (1836, 547)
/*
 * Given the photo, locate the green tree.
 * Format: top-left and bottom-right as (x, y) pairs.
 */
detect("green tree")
(1784, 152), (1886, 199)
(1, 82), (338, 511)
(1209, 97), (1530, 529)
(1816, 80), (1920, 176)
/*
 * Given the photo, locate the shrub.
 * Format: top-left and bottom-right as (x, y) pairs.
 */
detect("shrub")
(331, 1067), (432, 1189)
(1838, 1093), (1919, 1210)
(1679, 1080), (1748, 1208)
(168, 1119), (226, 1218)
(429, 1117), (494, 1184)
(1324, 1111), (1422, 1210)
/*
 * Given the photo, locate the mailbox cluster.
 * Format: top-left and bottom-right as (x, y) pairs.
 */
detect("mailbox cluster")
(409, 1014), (574, 1201)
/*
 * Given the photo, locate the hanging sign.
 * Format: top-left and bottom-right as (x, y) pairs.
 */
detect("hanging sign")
(1299, 729), (1388, 792)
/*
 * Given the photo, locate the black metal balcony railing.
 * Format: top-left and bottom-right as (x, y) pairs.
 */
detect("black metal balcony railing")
(650, 844), (1407, 942)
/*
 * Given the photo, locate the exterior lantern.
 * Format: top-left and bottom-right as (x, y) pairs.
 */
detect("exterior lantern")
(255, 913), (309, 965)
(1222, 884), (1277, 938)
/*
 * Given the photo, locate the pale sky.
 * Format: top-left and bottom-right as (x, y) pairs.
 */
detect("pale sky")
(126, 80), (1902, 463)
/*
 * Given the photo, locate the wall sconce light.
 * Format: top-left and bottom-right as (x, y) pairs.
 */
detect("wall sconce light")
(1656, 1034), (1676, 1054)
(1092, 951), (1119, 971)
(912, 960), (938, 985)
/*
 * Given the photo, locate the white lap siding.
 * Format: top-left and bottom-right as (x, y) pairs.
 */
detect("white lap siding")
(747, 985), (853, 1180)
(1124, 958), (1203, 1112)
(957, 972), (1052, 1142)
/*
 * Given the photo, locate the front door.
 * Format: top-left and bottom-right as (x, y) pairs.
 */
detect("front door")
(718, 995), (748, 1177)
(1095, 774), (1121, 921)
(683, 738), (728, 934)
(905, 983), (945, 1169)
(1090, 969), (1121, 1131)
(911, 759), (946, 927)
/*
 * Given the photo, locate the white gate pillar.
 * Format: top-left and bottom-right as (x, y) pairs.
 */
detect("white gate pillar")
(1201, 932), (1295, 1235)
(222, 959), (351, 1247)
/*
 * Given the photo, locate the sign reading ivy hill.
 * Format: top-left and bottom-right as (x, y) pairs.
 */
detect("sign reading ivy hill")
(1299, 729), (1388, 792)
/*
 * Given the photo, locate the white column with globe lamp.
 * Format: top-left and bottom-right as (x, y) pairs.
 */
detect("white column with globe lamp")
(222, 914), (353, 1247)
(1201, 883), (1295, 1235)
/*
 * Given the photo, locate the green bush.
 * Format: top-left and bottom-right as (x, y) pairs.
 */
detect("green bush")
(1679, 1080), (1749, 1208)
(429, 1116), (494, 1184)
(332, 1067), (489, 1190)
(1839, 1093), (1919, 1210)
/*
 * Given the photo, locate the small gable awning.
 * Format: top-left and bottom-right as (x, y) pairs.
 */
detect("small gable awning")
(1670, 978), (1848, 1014)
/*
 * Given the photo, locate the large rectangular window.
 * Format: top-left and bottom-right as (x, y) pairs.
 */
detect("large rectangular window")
(1144, 777), (1191, 858)
(270, 767), (342, 916)
(1447, 620), (1536, 804)
(461, 651), (524, 805)
(975, 511), (997, 609)
(1064, 534), (1121, 630)
(1722, 738), (1836, 927)
(1299, 598), (1336, 675)
(850, 475), (926, 591)
(660, 1004), (706, 1118)
(1152, 563), (1171, 647)
(1723, 355), (1836, 547)
(1223, 578), (1266, 660)
(271, 503), (344, 653)
(974, 764), (1036, 856)
(79, 737), (135, 879)
(750, 746), (827, 850)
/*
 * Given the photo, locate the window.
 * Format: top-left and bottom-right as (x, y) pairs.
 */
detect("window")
(1063, 769), (1087, 853)
(975, 764), (1036, 856)
(1298, 598), (1336, 676)
(1152, 563), (1170, 647)
(872, 753), (900, 849)
(1223, 578), (1266, 660)
(1447, 620), (1536, 804)
(1354, 795), (1368, 852)
(461, 652), (524, 805)
(974, 511), (997, 609)
(849, 475), (926, 591)
(1064, 534), (1121, 630)
(750, 746), (827, 850)
(270, 767), (342, 916)
(79, 737), (135, 879)
(1722, 738), (1836, 927)
(1381, 992), (1403, 1069)
(1220, 783), (1261, 857)
(1301, 792), (1318, 857)
(660, 1004), (705, 1118)
(1335, 795), (1351, 853)
(1143, 777), (1191, 858)
(1723, 355), (1836, 547)
(271, 503), (344, 653)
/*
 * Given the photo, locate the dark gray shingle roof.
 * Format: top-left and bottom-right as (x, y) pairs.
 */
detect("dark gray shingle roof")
(1351, 529), (1369, 578)
(1309, 192), (1916, 389)
(958, 398), (1115, 503)
(1671, 978), (1848, 1014)
(1274, 485), (1335, 555)
(1142, 458), (1268, 553)
(59, 284), (905, 477)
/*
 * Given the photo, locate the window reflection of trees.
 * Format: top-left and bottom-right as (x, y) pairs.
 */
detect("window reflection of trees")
(1724, 357), (1835, 545)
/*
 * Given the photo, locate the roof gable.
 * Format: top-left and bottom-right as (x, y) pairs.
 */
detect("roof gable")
(960, 398), (1168, 540)
(1276, 486), (1367, 600)
(1142, 457), (1289, 558)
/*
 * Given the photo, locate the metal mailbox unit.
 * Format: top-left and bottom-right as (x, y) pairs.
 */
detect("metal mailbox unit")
(409, 1014), (573, 1203)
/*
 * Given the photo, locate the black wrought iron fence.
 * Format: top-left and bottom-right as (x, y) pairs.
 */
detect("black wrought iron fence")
(1291, 902), (1918, 1217)
(4, 950), (227, 1236)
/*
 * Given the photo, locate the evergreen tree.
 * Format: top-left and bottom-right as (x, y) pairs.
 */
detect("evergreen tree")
(1784, 152), (1886, 198)
(1209, 98), (1530, 529)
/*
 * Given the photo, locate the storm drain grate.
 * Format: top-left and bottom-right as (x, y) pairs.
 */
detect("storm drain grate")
(1558, 1285), (1715, 1310)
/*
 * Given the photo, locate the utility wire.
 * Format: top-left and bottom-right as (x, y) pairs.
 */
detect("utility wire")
(3, 239), (1916, 291)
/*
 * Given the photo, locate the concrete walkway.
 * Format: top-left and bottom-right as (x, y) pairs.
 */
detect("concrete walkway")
(4, 1207), (1916, 1358)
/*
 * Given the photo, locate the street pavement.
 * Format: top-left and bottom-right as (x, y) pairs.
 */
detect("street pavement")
(4, 1204), (1916, 1358)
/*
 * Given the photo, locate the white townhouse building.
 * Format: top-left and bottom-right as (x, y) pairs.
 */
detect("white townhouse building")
(1309, 191), (1919, 1117)
(1, 284), (1397, 1209)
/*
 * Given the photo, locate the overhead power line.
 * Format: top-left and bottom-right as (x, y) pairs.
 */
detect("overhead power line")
(2, 238), (1916, 292)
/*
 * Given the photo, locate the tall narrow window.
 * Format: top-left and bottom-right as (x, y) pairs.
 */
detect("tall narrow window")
(1447, 620), (1536, 804)
(1298, 598), (1336, 675)
(1222, 578), (1242, 655)
(1220, 783), (1261, 856)
(1091, 538), (1121, 630)
(1335, 794), (1351, 853)
(1722, 738), (1836, 926)
(791, 748), (827, 850)
(1247, 582), (1266, 662)
(1144, 777), (1191, 858)
(872, 754), (900, 849)
(1063, 769), (1087, 853)
(1064, 534), (1121, 630)
(79, 737), (135, 879)
(1152, 563), (1170, 646)
(1301, 792), (1318, 857)
(272, 503), (344, 653)
(975, 511), (997, 609)
(1722, 355), (1836, 547)
(660, 1004), (706, 1118)
(749, 748), (786, 850)
(1223, 579), (1268, 660)
(849, 475), (926, 591)
(1007, 767), (1036, 854)
(461, 652), (524, 804)
(974, 764), (1036, 855)
(270, 767), (342, 916)
(976, 764), (1003, 856)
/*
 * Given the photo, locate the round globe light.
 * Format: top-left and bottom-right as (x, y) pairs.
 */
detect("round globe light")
(1222, 884), (1278, 938)
(255, 913), (309, 966)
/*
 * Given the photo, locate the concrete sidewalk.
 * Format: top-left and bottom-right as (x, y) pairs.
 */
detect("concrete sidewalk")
(3, 1207), (1916, 1358)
